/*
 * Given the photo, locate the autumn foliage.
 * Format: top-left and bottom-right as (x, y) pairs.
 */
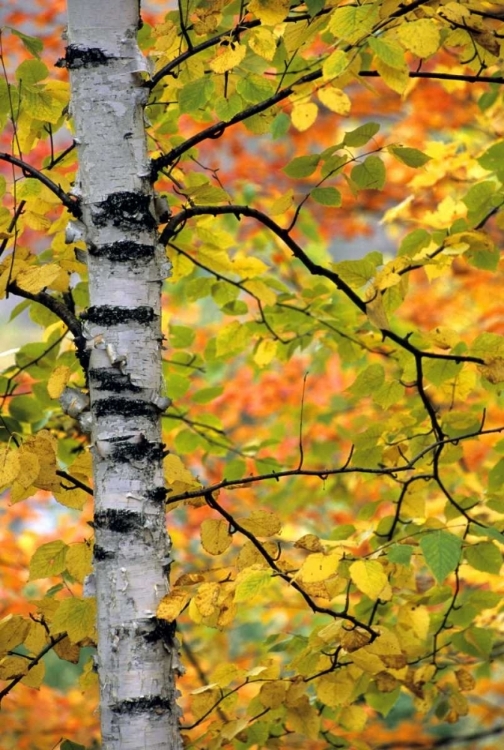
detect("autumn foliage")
(2, 1), (504, 748)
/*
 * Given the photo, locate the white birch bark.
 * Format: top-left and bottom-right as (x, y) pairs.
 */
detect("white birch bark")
(64, 1), (183, 747)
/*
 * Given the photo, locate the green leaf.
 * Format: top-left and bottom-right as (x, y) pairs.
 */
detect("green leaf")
(192, 386), (224, 404)
(452, 627), (493, 658)
(348, 363), (385, 397)
(389, 146), (431, 167)
(311, 186), (342, 206)
(187, 185), (229, 204)
(169, 325), (195, 348)
(344, 122), (380, 147)
(271, 112), (290, 140)
(387, 545), (414, 565)
(374, 380), (404, 409)
(369, 37), (405, 69)
(366, 685), (401, 717)
(465, 542), (502, 574)
(283, 154), (320, 178)
(332, 257), (377, 288)
(236, 74), (276, 104)
(398, 228), (431, 257)
(423, 358), (462, 386)
(224, 458), (246, 480)
(351, 156), (386, 190)
(10, 28), (43, 58)
(478, 140), (504, 172)
(166, 372), (190, 399)
(179, 77), (215, 114)
(52, 598), (96, 643)
(15, 59), (48, 86)
(215, 93), (244, 122)
(420, 530), (462, 583)
(306, 0), (326, 17)
(174, 429), (205, 454)
(329, 5), (379, 44)
(235, 569), (272, 602)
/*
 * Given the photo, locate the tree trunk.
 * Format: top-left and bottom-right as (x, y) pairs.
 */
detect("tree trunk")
(64, 1), (183, 747)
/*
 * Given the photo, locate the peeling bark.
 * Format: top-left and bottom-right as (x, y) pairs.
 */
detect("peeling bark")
(65, 1), (183, 747)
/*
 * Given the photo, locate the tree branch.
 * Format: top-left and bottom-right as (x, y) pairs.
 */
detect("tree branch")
(161, 204), (486, 367)
(8, 282), (82, 340)
(360, 70), (504, 85)
(0, 152), (81, 217)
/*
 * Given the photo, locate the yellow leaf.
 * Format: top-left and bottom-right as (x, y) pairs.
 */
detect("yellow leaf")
(211, 663), (242, 688)
(193, 582), (220, 617)
(11, 448), (40, 500)
(259, 680), (287, 708)
(317, 87), (351, 115)
(164, 454), (201, 495)
(248, 0), (290, 25)
(376, 58), (410, 94)
(0, 448), (20, 489)
(48, 362), (71, 394)
(401, 484), (426, 520)
(65, 542), (93, 583)
(237, 540), (277, 570)
(51, 598), (97, 644)
(15, 263), (61, 294)
(316, 667), (360, 707)
(24, 430), (59, 493)
(53, 484), (89, 510)
(429, 326), (459, 350)
(201, 518), (232, 555)
(375, 671), (399, 692)
(350, 560), (392, 601)
(24, 621), (48, 655)
(340, 628), (372, 653)
(234, 567), (272, 602)
(287, 696), (320, 739)
(294, 534), (324, 552)
(364, 627), (406, 668)
(209, 42), (246, 73)
(397, 19), (441, 58)
(196, 243), (233, 274)
(322, 49), (350, 81)
(220, 719), (249, 741)
(270, 189), (295, 216)
(479, 357), (504, 384)
(166, 249), (194, 282)
(232, 253), (269, 278)
(297, 550), (342, 583)
(157, 589), (191, 622)
(244, 279), (277, 306)
(0, 616), (30, 654)
(239, 509), (281, 537)
(254, 339), (277, 368)
(79, 659), (99, 691)
(398, 604), (430, 645)
(190, 687), (220, 719)
(455, 668), (476, 691)
(0, 655), (27, 680)
(248, 27), (277, 61)
(340, 704), (367, 731)
(291, 102), (318, 132)
(365, 292), (390, 330)
(29, 540), (68, 580)
(53, 635), (81, 664)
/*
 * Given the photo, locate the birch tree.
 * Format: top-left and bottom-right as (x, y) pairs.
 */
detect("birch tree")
(2, 1), (504, 749)
(61, 0), (183, 747)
